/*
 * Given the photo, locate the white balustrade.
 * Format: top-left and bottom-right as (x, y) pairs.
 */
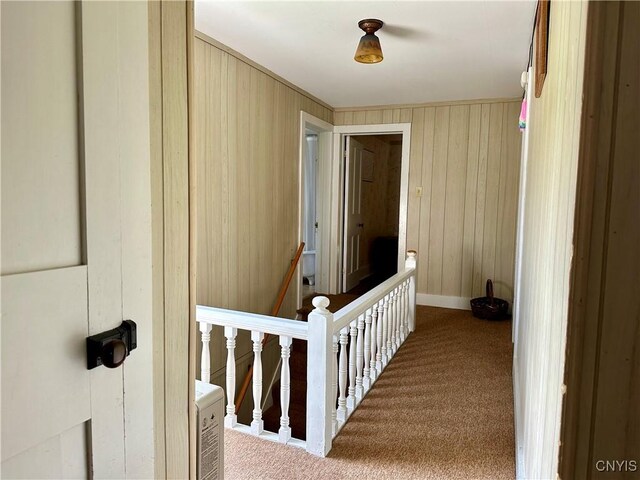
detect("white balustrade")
(331, 334), (339, 436)
(394, 286), (400, 352)
(195, 252), (418, 458)
(358, 309), (376, 390)
(347, 320), (358, 409)
(357, 313), (367, 398)
(381, 296), (389, 367)
(199, 322), (212, 383)
(337, 328), (348, 422)
(390, 289), (397, 356)
(251, 331), (264, 435)
(306, 296), (333, 457)
(224, 327), (237, 427)
(376, 300), (383, 372)
(279, 335), (292, 443)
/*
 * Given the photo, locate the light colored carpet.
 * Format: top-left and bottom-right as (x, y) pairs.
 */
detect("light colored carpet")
(225, 306), (515, 479)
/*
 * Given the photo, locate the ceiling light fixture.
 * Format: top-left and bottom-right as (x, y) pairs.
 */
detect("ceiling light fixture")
(354, 19), (384, 64)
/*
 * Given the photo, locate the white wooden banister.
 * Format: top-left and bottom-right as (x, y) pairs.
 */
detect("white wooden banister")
(195, 252), (417, 458)
(347, 320), (358, 409)
(337, 327), (348, 422)
(199, 322), (212, 383)
(251, 331), (264, 435)
(331, 267), (415, 331)
(224, 326), (237, 427)
(362, 309), (372, 391)
(375, 299), (383, 372)
(381, 295), (389, 367)
(406, 250), (417, 332)
(279, 336), (292, 443)
(306, 296), (334, 457)
(196, 305), (308, 340)
(355, 314), (365, 400)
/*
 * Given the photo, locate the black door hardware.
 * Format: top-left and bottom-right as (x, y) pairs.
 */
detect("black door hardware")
(87, 320), (137, 369)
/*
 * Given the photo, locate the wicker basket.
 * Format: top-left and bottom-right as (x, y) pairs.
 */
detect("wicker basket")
(470, 280), (509, 320)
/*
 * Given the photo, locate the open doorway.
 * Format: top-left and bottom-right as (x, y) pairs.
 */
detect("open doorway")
(302, 131), (318, 298)
(297, 112), (334, 306)
(342, 134), (403, 294)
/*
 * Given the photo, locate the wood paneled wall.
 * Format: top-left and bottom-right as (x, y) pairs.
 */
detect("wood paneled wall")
(195, 35), (332, 316)
(560, 2), (639, 478)
(335, 100), (522, 303)
(513, 1), (588, 478)
(194, 34), (333, 385)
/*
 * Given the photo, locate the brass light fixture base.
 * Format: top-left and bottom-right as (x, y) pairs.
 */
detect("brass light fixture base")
(358, 19), (384, 34)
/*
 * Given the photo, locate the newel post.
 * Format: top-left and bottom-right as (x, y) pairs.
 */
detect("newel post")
(306, 296), (334, 457)
(406, 250), (417, 332)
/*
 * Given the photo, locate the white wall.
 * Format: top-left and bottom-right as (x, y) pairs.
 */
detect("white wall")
(513, 1), (588, 478)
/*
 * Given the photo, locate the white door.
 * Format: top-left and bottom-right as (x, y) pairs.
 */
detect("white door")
(1, 2), (153, 478)
(342, 137), (368, 292)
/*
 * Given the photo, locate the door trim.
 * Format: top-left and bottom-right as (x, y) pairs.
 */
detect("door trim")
(148, 1), (195, 478)
(331, 123), (411, 294)
(297, 112), (334, 307)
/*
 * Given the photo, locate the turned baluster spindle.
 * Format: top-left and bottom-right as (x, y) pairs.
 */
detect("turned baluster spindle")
(394, 286), (400, 351)
(406, 251), (418, 332)
(355, 315), (364, 404)
(381, 296), (389, 367)
(251, 331), (264, 435)
(199, 322), (212, 383)
(331, 335), (339, 435)
(401, 281), (408, 342)
(389, 289), (397, 356)
(362, 309), (372, 392)
(376, 300), (384, 371)
(337, 328), (348, 422)
(224, 327), (237, 427)
(279, 336), (292, 443)
(347, 320), (358, 410)
(395, 287), (401, 350)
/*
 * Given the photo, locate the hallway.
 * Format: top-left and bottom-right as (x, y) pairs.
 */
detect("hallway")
(225, 305), (515, 479)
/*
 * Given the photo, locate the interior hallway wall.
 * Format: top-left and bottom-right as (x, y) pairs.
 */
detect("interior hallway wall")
(513, 1), (588, 478)
(335, 99), (522, 304)
(194, 33), (333, 408)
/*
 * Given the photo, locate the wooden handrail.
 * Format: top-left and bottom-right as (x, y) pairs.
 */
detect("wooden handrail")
(234, 242), (305, 412)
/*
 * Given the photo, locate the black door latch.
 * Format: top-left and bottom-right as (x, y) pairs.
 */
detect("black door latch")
(86, 320), (137, 370)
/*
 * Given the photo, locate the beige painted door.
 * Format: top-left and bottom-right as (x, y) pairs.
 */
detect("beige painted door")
(1, 2), (153, 478)
(342, 137), (367, 292)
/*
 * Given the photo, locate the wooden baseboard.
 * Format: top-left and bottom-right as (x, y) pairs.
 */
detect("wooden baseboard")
(416, 293), (471, 310)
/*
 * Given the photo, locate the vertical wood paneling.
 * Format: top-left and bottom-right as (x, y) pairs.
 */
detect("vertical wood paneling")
(481, 103), (504, 294)
(461, 105), (481, 297)
(427, 107), (450, 294)
(335, 100), (521, 302)
(406, 108), (425, 254)
(417, 108), (436, 293)
(512, 1), (589, 478)
(195, 36), (333, 377)
(442, 105), (469, 296)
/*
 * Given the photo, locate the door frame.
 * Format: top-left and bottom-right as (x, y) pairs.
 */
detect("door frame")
(148, 1), (195, 478)
(297, 112), (334, 306)
(331, 123), (411, 294)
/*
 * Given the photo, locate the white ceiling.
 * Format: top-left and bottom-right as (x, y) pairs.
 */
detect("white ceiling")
(195, 1), (536, 108)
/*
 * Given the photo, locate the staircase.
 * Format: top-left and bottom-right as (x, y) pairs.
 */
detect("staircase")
(196, 251), (418, 457)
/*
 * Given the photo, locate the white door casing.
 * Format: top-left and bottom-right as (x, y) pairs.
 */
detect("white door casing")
(297, 112), (334, 304)
(1, 2), (153, 478)
(342, 137), (368, 292)
(330, 124), (411, 295)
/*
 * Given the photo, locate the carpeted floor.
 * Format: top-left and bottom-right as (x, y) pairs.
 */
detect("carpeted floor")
(225, 305), (515, 479)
